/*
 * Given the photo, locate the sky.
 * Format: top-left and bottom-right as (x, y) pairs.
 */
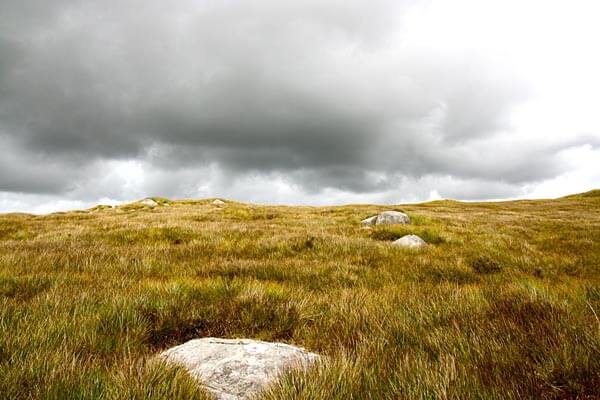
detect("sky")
(1, 0), (599, 213)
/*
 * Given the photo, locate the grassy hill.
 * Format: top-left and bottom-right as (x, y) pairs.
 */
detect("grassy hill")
(1, 193), (599, 399)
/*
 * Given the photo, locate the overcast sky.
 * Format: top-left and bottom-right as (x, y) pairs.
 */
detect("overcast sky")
(1, 0), (599, 213)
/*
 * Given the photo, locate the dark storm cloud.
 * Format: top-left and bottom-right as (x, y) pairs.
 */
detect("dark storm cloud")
(0, 0), (596, 204)
(0, 136), (86, 194)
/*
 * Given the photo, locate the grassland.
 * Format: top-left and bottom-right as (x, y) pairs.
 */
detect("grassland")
(1, 191), (599, 399)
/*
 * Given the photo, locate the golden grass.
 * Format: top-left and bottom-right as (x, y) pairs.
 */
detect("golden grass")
(1, 192), (599, 399)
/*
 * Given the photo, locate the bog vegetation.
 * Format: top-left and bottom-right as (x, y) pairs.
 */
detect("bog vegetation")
(1, 190), (599, 399)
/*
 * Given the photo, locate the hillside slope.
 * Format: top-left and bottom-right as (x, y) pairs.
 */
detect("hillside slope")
(1, 194), (599, 399)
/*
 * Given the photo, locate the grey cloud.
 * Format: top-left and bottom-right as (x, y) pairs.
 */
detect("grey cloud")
(0, 137), (83, 194)
(0, 0), (596, 206)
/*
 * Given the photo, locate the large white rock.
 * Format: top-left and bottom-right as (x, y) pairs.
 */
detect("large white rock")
(392, 234), (427, 249)
(160, 338), (320, 400)
(212, 199), (226, 206)
(140, 198), (158, 207)
(361, 211), (410, 226)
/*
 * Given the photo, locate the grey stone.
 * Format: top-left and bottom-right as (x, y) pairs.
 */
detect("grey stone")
(361, 211), (410, 226)
(392, 234), (427, 248)
(140, 198), (158, 207)
(375, 211), (410, 225)
(160, 338), (320, 400)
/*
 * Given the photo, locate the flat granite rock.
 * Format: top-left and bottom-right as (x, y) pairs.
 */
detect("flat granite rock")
(392, 234), (427, 248)
(160, 338), (320, 400)
(212, 199), (226, 206)
(361, 211), (410, 226)
(140, 198), (158, 207)
(375, 211), (410, 225)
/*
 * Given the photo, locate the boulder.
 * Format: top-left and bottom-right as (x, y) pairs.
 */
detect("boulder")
(376, 211), (410, 225)
(212, 199), (226, 206)
(140, 198), (158, 207)
(392, 234), (427, 249)
(160, 338), (320, 400)
(361, 211), (410, 226)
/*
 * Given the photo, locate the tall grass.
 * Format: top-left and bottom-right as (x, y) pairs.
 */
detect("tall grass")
(0, 193), (599, 399)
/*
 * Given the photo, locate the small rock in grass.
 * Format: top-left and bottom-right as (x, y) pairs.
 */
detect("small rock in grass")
(160, 338), (320, 400)
(376, 211), (410, 225)
(392, 234), (427, 249)
(140, 198), (158, 207)
(212, 199), (226, 206)
(362, 211), (410, 226)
